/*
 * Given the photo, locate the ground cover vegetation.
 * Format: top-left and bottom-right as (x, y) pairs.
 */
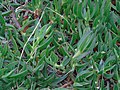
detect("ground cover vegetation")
(0, 0), (120, 89)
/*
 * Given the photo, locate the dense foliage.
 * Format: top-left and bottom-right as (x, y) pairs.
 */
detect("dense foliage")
(0, 0), (120, 89)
